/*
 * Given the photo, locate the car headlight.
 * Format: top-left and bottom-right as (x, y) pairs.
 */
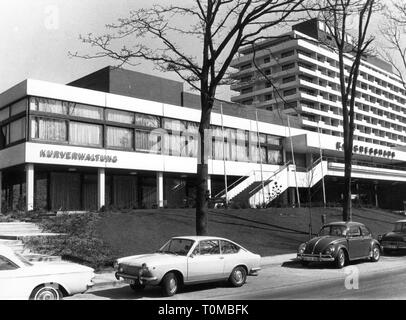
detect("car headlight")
(324, 245), (336, 255)
(298, 243), (306, 254)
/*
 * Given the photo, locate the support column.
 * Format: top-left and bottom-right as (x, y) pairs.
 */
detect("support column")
(156, 172), (164, 208)
(26, 164), (34, 212)
(98, 168), (105, 210)
(207, 175), (212, 198)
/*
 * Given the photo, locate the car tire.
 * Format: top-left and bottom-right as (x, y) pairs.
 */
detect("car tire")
(335, 249), (346, 269)
(161, 272), (179, 297)
(228, 266), (247, 287)
(30, 285), (62, 300)
(370, 245), (380, 262)
(130, 283), (146, 292)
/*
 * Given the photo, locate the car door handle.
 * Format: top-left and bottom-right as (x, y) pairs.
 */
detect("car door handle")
(219, 257), (224, 259)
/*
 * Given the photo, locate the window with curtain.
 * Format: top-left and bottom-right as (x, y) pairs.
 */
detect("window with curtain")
(135, 130), (162, 153)
(0, 107), (9, 122)
(30, 97), (67, 114)
(106, 109), (134, 124)
(163, 118), (186, 132)
(267, 149), (283, 165)
(69, 122), (102, 146)
(10, 99), (27, 116)
(183, 123), (198, 157)
(267, 135), (281, 146)
(106, 126), (133, 149)
(135, 113), (160, 128)
(9, 117), (26, 143)
(31, 117), (67, 142)
(68, 103), (103, 120)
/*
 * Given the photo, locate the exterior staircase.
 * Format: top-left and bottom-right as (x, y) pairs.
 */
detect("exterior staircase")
(0, 222), (61, 262)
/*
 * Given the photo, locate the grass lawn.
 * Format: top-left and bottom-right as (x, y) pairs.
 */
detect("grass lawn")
(98, 206), (402, 258)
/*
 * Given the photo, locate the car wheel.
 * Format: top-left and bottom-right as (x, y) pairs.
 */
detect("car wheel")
(130, 283), (146, 292)
(335, 249), (346, 269)
(228, 266), (247, 287)
(370, 245), (380, 262)
(30, 285), (62, 300)
(161, 272), (179, 297)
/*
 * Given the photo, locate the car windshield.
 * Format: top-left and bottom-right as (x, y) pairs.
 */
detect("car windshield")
(319, 225), (347, 237)
(158, 239), (194, 256)
(394, 222), (406, 232)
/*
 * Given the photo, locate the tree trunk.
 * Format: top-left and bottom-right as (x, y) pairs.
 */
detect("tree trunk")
(342, 145), (353, 222)
(195, 96), (213, 236)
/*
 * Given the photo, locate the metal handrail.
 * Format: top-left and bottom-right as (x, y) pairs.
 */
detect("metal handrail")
(213, 169), (254, 198)
(248, 161), (292, 196)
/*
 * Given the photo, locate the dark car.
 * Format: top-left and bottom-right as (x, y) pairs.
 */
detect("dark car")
(379, 220), (406, 253)
(297, 221), (381, 268)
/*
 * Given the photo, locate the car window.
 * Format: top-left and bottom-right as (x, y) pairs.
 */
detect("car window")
(348, 226), (361, 237)
(0, 255), (18, 271)
(198, 240), (220, 255)
(158, 239), (194, 256)
(394, 222), (406, 232)
(220, 240), (240, 254)
(360, 226), (371, 237)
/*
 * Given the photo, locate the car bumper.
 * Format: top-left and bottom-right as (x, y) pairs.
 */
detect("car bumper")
(297, 254), (335, 262)
(249, 267), (261, 276)
(115, 272), (159, 285)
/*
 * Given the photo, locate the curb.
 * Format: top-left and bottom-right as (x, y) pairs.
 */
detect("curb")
(90, 253), (297, 289)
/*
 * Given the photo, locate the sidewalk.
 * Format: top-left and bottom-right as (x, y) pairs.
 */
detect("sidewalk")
(91, 253), (297, 289)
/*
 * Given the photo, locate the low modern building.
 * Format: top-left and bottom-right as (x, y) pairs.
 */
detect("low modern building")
(3, 45), (406, 213)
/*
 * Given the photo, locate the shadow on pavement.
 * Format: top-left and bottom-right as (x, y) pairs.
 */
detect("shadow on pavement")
(281, 258), (372, 269)
(88, 281), (232, 300)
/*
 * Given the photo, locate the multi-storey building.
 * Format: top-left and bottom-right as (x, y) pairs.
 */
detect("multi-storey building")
(230, 18), (406, 149)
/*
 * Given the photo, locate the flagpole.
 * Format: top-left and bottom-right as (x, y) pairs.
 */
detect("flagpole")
(288, 115), (301, 208)
(255, 110), (266, 207)
(220, 104), (228, 207)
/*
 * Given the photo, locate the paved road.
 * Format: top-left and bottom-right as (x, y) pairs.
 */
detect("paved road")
(66, 255), (406, 300)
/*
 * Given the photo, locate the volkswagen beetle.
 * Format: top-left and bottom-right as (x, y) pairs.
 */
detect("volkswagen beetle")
(114, 236), (261, 296)
(297, 221), (381, 268)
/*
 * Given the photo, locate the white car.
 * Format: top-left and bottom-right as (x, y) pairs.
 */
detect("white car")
(114, 236), (261, 296)
(0, 245), (95, 300)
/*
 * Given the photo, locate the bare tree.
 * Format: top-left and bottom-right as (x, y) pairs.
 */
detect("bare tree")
(380, 1), (406, 89)
(72, 0), (313, 235)
(315, 0), (377, 221)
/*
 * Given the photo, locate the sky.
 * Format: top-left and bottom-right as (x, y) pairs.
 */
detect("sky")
(0, 1), (390, 102)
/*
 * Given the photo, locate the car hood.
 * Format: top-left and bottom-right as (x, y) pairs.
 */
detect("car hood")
(381, 232), (406, 241)
(304, 236), (345, 254)
(117, 253), (185, 267)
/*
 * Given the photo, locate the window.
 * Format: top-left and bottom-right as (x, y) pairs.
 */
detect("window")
(31, 118), (67, 142)
(10, 99), (27, 116)
(30, 97), (67, 114)
(68, 103), (103, 120)
(198, 240), (220, 255)
(163, 118), (186, 132)
(360, 226), (371, 237)
(283, 88), (296, 97)
(9, 118), (26, 143)
(106, 126), (133, 149)
(282, 63), (295, 71)
(159, 239), (194, 256)
(135, 130), (163, 153)
(0, 256), (18, 271)
(220, 240), (240, 254)
(0, 107), (9, 122)
(69, 122), (102, 147)
(135, 113), (160, 128)
(282, 76), (296, 84)
(267, 150), (282, 165)
(106, 109), (134, 124)
(348, 226), (361, 237)
(0, 125), (9, 148)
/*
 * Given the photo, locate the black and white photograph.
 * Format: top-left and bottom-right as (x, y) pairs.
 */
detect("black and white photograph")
(1, 0), (406, 314)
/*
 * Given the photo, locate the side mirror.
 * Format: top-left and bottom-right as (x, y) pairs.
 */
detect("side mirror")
(189, 254), (194, 258)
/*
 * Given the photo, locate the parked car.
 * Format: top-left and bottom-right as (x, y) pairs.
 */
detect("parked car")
(114, 236), (261, 296)
(0, 245), (95, 300)
(297, 221), (381, 268)
(379, 220), (406, 253)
